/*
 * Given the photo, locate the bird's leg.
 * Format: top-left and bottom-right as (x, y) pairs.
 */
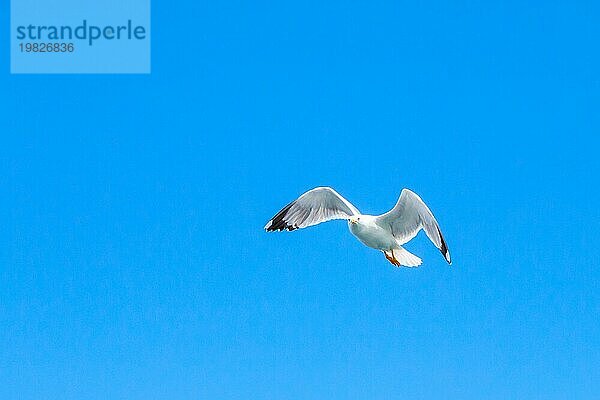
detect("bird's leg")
(383, 251), (400, 267)
(392, 250), (402, 267)
(383, 251), (394, 264)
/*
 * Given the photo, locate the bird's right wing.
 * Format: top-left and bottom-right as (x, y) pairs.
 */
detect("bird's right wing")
(376, 189), (451, 264)
(265, 187), (360, 231)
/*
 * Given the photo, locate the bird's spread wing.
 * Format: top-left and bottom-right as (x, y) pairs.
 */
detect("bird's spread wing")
(376, 189), (451, 264)
(265, 187), (360, 231)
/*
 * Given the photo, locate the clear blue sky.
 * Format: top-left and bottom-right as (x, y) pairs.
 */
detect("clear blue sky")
(2, 1), (599, 398)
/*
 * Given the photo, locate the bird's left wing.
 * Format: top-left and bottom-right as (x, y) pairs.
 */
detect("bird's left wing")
(376, 189), (451, 264)
(265, 187), (360, 231)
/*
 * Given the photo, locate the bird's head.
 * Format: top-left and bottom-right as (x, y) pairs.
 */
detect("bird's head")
(349, 216), (361, 225)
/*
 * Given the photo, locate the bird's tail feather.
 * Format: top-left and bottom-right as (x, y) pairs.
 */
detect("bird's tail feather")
(392, 247), (422, 268)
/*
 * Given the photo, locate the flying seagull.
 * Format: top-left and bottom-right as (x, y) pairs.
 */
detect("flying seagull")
(264, 187), (451, 267)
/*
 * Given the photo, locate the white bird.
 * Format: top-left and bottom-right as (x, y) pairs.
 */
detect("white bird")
(265, 187), (451, 267)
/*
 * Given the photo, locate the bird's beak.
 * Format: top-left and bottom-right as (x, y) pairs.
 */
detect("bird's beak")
(350, 218), (357, 225)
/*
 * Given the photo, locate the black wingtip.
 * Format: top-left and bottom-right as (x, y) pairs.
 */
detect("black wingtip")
(264, 201), (298, 232)
(445, 251), (452, 265)
(437, 225), (451, 265)
(264, 224), (298, 232)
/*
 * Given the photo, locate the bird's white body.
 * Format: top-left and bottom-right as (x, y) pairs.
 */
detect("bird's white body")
(348, 215), (397, 250)
(265, 187), (451, 268)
